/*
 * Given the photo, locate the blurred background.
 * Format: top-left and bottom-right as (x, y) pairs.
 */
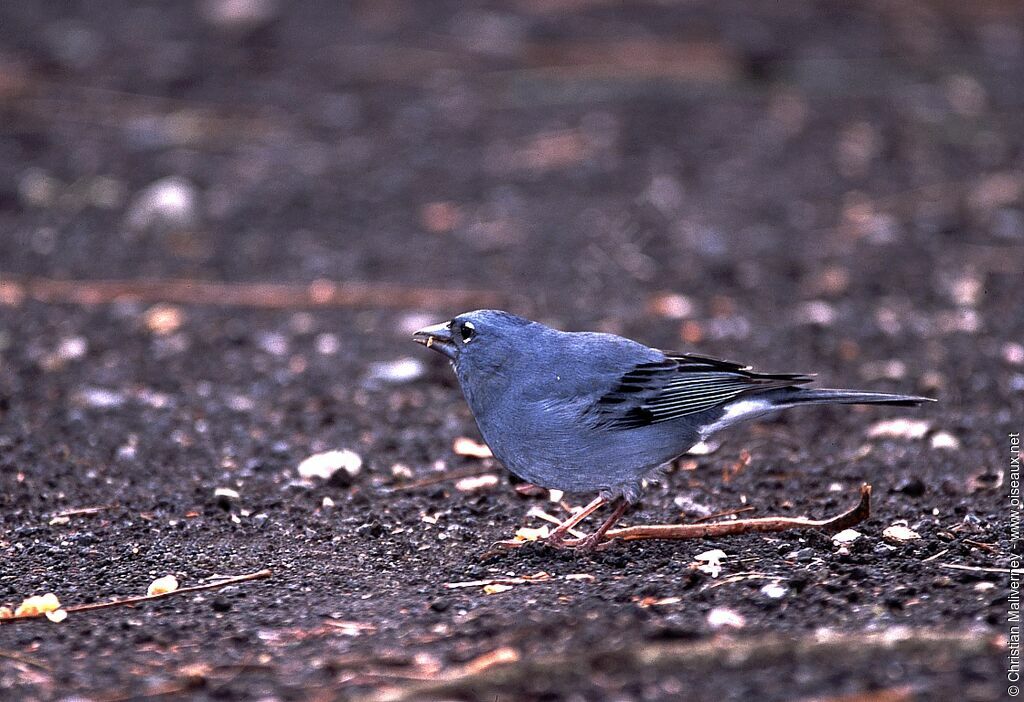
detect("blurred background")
(0, 2), (1021, 700)
(2, 0), (1021, 326)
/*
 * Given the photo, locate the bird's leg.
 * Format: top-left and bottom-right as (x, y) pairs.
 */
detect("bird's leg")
(543, 495), (607, 548)
(562, 497), (629, 551)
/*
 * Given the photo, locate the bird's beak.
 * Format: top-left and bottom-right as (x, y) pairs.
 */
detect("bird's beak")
(412, 321), (457, 359)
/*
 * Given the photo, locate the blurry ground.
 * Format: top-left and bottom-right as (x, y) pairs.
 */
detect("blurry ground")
(0, 1), (1021, 700)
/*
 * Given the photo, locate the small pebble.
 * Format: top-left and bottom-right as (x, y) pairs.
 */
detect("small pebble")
(455, 474), (499, 492)
(126, 176), (198, 231)
(297, 449), (363, 481)
(315, 333), (340, 355)
(930, 432), (960, 450)
(706, 607), (745, 630)
(761, 582), (788, 599)
(1003, 342), (1024, 366)
(648, 293), (695, 320)
(143, 304), (185, 335)
(147, 575), (179, 597)
(75, 388), (125, 409)
(695, 549), (727, 578)
(793, 300), (836, 326)
(883, 524), (922, 544)
(453, 437), (493, 458)
(832, 529), (863, 545)
(364, 357), (425, 386)
(867, 418), (931, 440)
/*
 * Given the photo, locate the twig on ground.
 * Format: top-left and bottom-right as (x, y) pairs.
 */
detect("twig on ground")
(599, 484), (871, 544)
(0, 569), (272, 624)
(703, 573), (783, 590)
(692, 505), (756, 523)
(356, 628), (991, 702)
(921, 548), (950, 563)
(53, 505), (115, 518)
(445, 573), (551, 589)
(0, 649), (53, 671)
(1, 275), (504, 311)
(936, 563), (1010, 574)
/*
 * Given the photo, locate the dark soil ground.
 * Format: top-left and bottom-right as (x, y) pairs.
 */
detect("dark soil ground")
(1, 1), (1021, 700)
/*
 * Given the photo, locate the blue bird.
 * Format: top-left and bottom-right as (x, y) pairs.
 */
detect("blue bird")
(414, 310), (933, 550)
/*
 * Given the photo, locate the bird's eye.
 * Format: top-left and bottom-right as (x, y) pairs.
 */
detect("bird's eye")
(459, 321), (476, 343)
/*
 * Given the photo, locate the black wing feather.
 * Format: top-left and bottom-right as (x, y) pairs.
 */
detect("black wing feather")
(593, 352), (813, 430)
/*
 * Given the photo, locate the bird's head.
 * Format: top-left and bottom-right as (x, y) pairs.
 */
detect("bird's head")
(412, 309), (533, 373)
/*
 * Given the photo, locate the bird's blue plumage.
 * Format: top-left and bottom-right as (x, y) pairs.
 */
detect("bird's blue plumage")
(413, 310), (934, 501)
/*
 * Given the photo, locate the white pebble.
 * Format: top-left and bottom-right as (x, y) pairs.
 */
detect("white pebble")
(760, 582), (788, 599)
(200, 0), (279, 29)
(794, 300), (836, 326)
(57, 336), (88, 361)
(365, 357), (425, 385)
(695, 549), (728, 578)
(315, 333), (340, 355)
(929, 431), (960, 450)
(214, 487), (240, 500)
(75, 387), (125, 409)
(649, 293), (694, 319)
(867, 418), (931, 440)
(882, 524), (921, 544)
(455, 474), (499, 492)
(126, 176), (198, 231)
(832, 528), (862, 545)
(1003, 342), (1024, 366)
(706, 607), (745, 630)
(453, 436), (493, 458)
(686, 440), (719, 456)
(297, 449), (362, 481)
(256, 331), (289, 356)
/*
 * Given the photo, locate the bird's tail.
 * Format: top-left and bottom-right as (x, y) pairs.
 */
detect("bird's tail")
(765, 387), (935, 408)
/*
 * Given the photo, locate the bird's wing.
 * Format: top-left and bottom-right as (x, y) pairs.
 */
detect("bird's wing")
(589, 352), (813, 429)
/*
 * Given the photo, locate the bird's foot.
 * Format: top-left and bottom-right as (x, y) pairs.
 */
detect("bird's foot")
(550, 533), (614, 552)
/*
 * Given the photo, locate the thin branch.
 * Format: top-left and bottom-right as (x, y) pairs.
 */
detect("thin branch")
(53, 505), (115, 518)
(0, 569), (271, 624)
(0, 649), (53, 671)
(691, 505), (757, 523)
(601, 484), (871, 543)
(1, 275), (505, 311)
(936, 563), (1012, 575)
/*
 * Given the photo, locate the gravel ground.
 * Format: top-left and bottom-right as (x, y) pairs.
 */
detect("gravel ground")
(0, 1), (1021, 700)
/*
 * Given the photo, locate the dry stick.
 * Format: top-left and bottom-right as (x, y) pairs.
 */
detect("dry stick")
(691, 505), (756, 523)
(2, 275), (504, 310)
(0, 649), (53, 672)
(53, 504), (114, 518)
(0, 569), (271, 624)
(602, 484), (871, 543)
